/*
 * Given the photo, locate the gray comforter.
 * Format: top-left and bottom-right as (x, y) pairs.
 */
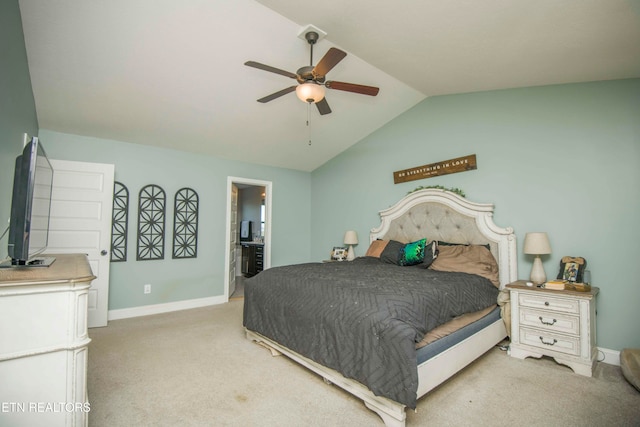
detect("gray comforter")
(242, 257), (499, 408)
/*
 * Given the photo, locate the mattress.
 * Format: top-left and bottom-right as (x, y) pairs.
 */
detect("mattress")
(416, 306), (502, 365)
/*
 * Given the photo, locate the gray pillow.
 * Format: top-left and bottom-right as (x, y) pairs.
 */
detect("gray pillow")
(380, 240), (405, 265)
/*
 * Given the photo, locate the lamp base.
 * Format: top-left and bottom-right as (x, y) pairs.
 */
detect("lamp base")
(346, 245), (355, 261)
(530, 256), (547, 285)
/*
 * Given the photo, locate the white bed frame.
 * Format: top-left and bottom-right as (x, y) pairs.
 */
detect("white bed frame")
(246, 189), (517, 426)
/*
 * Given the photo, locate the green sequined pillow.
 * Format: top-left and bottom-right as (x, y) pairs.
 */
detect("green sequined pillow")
(399, 238), (426, 266)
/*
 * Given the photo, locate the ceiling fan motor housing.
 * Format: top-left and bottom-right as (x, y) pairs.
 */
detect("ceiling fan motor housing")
(296, 65), (324, 84)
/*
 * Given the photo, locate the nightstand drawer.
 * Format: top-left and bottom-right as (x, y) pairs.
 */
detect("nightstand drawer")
(519, 308), (580, 335)
(518, 293), (580, 314)
(519, 327), (581, 356)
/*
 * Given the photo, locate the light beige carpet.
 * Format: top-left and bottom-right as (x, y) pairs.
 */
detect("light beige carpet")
(87, 301), (640, 426)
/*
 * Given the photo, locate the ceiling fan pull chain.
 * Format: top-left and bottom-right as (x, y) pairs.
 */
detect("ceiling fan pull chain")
(307, 103), (312, 146)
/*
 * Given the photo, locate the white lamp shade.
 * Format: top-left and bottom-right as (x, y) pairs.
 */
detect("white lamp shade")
(343, 231), (358, 245)
(523, 232), (551, 255)
(296, 82), (325, 103)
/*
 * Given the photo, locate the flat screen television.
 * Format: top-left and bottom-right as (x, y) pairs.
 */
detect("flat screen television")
(1, 137), (55, 268)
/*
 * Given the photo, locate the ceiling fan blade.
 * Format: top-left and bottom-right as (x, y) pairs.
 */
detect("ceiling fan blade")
(256, 86), (297, 103)
(245, 61), (297, 79)
(326, 81), (380, 96)
(316, 98), (332, 115)
(312, 48), (347, 79)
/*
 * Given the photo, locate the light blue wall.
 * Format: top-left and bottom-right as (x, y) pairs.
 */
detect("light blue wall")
(0, 0), (39, 227)
(38, 130), (311, 310)
(311, 79), (640, 351)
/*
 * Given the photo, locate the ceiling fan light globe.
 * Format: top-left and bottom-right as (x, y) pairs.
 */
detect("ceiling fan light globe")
(296, 83), (325, 103)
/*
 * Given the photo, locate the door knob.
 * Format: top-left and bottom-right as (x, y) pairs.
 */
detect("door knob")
(101, 250), (108, 256)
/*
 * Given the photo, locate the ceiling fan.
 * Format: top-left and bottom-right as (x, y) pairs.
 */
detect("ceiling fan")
(245, 30), (380, 115)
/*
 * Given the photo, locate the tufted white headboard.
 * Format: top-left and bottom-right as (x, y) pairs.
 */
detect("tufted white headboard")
(370, 189), (517, 288)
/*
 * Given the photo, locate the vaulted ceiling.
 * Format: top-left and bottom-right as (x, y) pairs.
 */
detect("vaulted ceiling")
(18, 0), (640, 171)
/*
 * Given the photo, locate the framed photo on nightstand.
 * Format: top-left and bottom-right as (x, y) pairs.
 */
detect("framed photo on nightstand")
(557, 256), (587, 283)
(331, 247), (347, 261)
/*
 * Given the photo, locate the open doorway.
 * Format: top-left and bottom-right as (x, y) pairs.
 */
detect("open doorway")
(224, 176), (272, 301)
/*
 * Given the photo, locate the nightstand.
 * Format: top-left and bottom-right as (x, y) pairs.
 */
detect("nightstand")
(506, 280), (599, 377)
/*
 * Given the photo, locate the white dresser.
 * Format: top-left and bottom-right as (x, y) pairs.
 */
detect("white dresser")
(507, 280), (599, 377)
(0, 254), (95, 427)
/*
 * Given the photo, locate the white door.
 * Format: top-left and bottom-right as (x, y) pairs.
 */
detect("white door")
(47, 159), (114, 328)
(228, 184), (238, 297)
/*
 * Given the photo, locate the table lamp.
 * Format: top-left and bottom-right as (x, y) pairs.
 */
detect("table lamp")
(523, 232), (551, 285)
(344, 231), (358, 261)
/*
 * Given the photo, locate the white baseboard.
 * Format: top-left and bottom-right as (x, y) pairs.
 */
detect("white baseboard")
(598, 347), (620, 366)
(107, 295), (227, 321)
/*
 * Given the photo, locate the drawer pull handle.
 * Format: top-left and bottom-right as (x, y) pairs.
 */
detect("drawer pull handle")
(544, 301), (550, 306)
(539, 336), (557, 346)
(539, 316), (557, 326)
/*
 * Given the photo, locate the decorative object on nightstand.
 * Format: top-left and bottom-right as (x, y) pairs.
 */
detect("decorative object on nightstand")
(556, 256), (587, 283)
(544, 280), (566, 290)
(583, 269), (591, 285)
(331, 246), (347, 261)
(344, 230), (358, 261)
(523, 232), (551, 285)
(506, 280), (599, 377)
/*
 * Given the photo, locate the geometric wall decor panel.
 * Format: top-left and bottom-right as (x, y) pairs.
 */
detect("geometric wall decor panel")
(172, 187), (199, 259)
(110, 181), (129, 262)
(136, 184), (166, 261)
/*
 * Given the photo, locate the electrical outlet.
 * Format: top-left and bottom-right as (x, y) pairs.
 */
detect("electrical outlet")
(144, 284), (151, 294)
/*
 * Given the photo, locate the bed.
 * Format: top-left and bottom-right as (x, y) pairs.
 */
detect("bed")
(243, 189), (517, 426)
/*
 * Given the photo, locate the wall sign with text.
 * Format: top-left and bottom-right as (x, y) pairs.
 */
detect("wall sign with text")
(393, 154), (477, 184)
